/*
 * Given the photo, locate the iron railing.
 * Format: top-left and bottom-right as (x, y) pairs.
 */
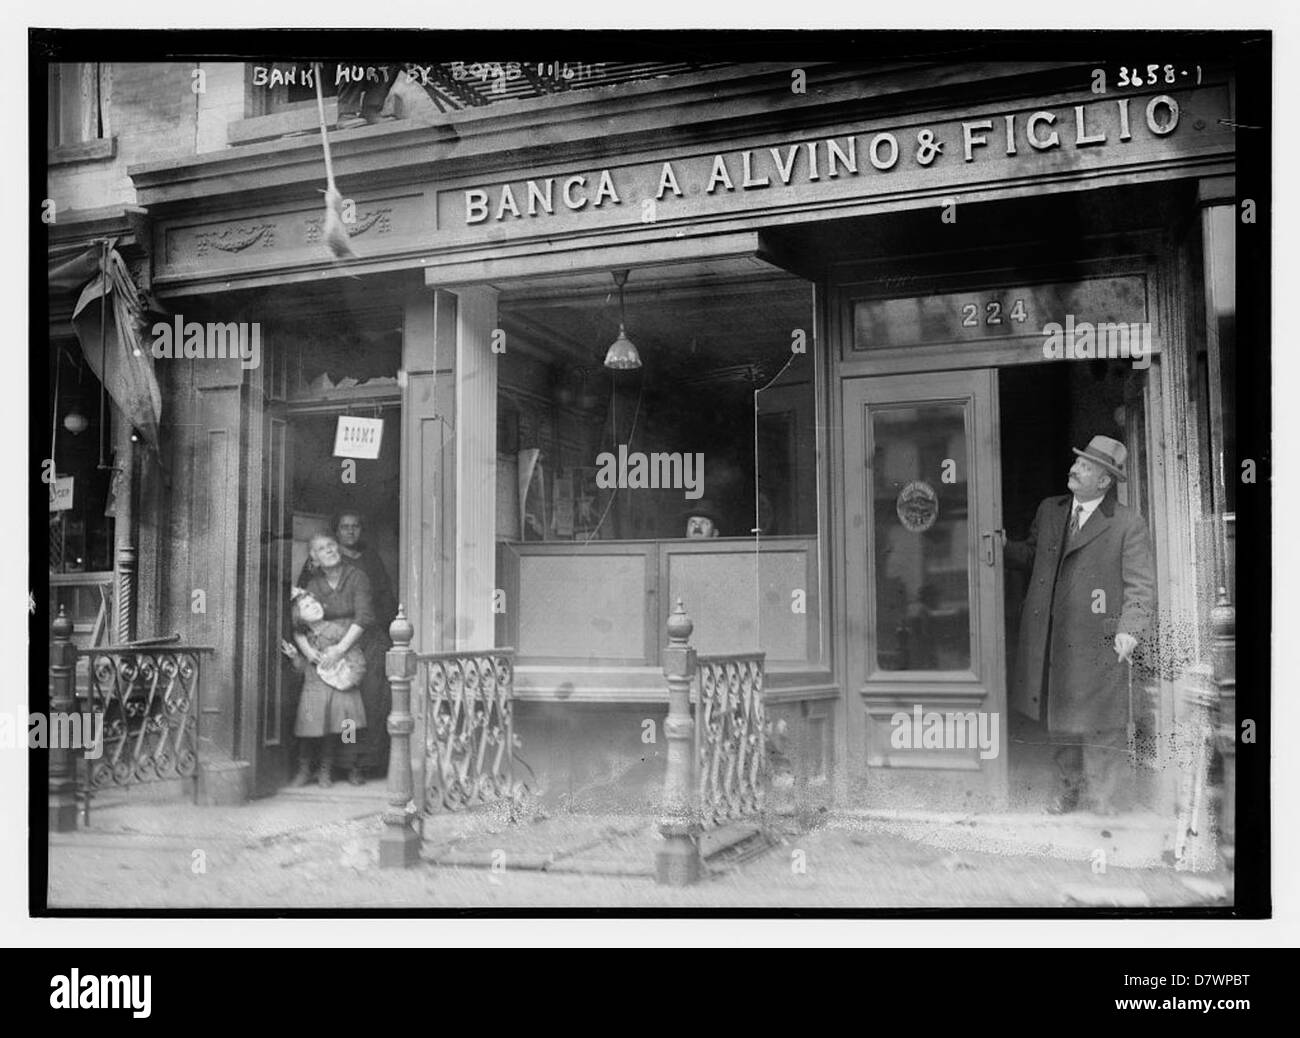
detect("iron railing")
(75, 640), (212, 821)
(693, 653), (768, 829)
(656, 599), (772, 884)
(418, 648), (522, 813)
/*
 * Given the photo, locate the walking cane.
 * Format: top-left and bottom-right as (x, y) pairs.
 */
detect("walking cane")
(1126, 657), (1137, 768)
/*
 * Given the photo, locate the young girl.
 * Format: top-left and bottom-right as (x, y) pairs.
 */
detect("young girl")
(281, 586), (368, 787)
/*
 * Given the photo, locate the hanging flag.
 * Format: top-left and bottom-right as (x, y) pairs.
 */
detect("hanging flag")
(68, 244), (162, 453)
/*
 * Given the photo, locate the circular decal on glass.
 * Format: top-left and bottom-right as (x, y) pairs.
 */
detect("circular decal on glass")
(896, 480), (939, 533)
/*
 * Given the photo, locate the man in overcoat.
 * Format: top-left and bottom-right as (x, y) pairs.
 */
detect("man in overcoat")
(1003, 436), (1156, 815)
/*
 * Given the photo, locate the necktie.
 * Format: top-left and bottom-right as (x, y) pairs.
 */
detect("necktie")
(1068, 503), (1083, 538)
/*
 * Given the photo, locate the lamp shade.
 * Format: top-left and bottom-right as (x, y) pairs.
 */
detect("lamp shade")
(62, 407), (89, 435)
(603, 324), (642, 370)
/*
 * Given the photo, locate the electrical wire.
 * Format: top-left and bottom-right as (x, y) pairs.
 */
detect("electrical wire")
(583, 373), (644, 545)
(50, 349), (61, 473)
(750, 349), (800, 651)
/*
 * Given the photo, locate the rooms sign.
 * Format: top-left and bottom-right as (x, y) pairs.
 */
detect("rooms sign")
(442, 87), (1232, 240)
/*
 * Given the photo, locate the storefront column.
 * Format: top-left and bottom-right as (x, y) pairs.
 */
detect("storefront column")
(399, 284), (499, 652)
(400, 289), (453, 815)
(400, 289), (457, 654)
(452, 285), (499, 650)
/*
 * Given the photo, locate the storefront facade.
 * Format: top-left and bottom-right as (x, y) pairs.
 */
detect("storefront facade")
(51, 56), (1238, 829)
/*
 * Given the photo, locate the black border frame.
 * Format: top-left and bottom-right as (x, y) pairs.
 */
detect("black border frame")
(29, 27), (1271, 920)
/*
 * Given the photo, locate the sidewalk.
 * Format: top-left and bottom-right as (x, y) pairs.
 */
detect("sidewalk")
(46, 782), (1232, 910)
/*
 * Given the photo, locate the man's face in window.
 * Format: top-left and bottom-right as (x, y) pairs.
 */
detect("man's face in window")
(685, 515), (718, 539)
(337, 515), (363, 548)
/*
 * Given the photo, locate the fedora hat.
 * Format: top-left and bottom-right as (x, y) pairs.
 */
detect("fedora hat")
(1072, 435), (1128, 481)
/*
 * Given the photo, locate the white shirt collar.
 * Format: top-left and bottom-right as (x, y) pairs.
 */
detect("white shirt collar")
(1071, 495), (1104, 527)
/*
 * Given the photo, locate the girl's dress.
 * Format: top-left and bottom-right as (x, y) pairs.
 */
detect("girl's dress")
(294, 562), (374, 738)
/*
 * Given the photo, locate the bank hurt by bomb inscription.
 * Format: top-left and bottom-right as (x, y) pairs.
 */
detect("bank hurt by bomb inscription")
(460, 95), (1186, 225)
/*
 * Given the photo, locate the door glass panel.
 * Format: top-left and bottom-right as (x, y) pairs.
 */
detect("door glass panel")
(872, 403), (971, 671)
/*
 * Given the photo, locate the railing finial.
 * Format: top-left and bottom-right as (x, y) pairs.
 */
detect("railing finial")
(666, 597), (693, 645)
(52, 603), (73, 640)
(390, 603), (414, 647)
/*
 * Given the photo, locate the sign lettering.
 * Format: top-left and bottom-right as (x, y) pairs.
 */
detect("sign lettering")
(333, 416), (385, 460)
(48, 476), (74, 512)
(446, 91), (1212, 237)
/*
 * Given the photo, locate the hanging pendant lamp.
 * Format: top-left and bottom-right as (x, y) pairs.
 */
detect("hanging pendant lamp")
(63, 404), (89, 436)
(603, 269), (642, 371)
(63, 354), (88, 435)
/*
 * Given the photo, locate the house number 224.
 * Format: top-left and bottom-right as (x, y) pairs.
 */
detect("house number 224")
(961, 299), (1029, 328)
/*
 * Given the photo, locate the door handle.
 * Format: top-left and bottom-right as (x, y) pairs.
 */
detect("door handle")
(981, 531), (996, 566)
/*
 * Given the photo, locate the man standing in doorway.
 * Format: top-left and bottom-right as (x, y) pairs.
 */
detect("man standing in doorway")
(300, 512), (396, 777)
(1003, 436), (1156, 815)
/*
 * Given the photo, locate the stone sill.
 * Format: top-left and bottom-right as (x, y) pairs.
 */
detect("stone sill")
(49, 137), (116, 166)
(228, 98), (339, 146)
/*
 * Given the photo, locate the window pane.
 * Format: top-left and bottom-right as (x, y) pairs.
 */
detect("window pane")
(872, 403), (971, 671)
(496, 274), (817, 541)
(853, 276), (1149, 350)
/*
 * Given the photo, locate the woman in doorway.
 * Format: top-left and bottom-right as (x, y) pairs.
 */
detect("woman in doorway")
(283, 531), (375, 787)
(297, 511), (396, 777)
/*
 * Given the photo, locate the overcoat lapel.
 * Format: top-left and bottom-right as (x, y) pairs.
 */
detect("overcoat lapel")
(1062, 494), (1116, 558)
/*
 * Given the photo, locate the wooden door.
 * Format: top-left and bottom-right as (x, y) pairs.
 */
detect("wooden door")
(841, 370), (1007, 806)
(254, 405), (294, 794)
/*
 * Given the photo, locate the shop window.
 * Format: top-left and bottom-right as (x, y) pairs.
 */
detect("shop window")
(48, 344), (115, 574)
(494, 271), (825, 670)
(281, 312), (402, 401)
(496, 275), (818, 543)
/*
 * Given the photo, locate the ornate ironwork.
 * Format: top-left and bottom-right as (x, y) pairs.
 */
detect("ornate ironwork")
(78, 646), (210, 794)
(419, 649), (521, 812)
(694, 653), (768, 829)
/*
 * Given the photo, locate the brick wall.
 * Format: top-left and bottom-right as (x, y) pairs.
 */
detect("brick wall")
(47, 61), (247, 213)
